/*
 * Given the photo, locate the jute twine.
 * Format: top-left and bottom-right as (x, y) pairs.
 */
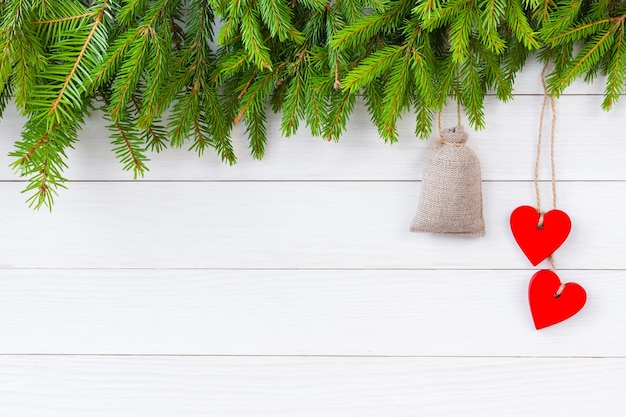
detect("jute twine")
(435, 100), (463, 146)
(535, 63), (558, 219)
(535, 62), (564, 296)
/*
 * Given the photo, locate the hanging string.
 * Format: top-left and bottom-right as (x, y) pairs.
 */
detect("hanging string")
(549, 88), (557, 210)
(534, 63), (558, 218)
(437, 99), (463, 139)
(535, 62), (564, 294)
(438, 110), (443, 138)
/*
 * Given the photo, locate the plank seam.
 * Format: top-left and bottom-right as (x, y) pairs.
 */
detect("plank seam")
(0, 267), (624, 271)
(2, 180), (626, 184)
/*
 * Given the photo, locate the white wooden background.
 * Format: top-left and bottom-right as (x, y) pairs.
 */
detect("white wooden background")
(1, 60), (626, 416)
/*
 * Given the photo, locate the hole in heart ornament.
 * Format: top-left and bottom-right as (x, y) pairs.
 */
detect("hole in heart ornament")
(528, 270), (587, 330)
(510, 206), (571, 266)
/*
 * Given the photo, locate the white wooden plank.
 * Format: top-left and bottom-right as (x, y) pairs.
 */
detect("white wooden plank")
(0, 182), (623, 269)
(1, 356), (624, 417)
(1, 95), (624, 181)
(0, 269), (623, 356)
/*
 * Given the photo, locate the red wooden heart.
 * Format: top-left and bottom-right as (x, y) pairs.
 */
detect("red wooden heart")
(528, 270), (586, 330)
(510, 206), (571, 266)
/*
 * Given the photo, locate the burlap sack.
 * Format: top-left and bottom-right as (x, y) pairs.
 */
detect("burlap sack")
(409, 125), (485, 237)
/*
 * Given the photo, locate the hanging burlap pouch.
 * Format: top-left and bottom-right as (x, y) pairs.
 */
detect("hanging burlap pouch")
(409, 125), (485, 237)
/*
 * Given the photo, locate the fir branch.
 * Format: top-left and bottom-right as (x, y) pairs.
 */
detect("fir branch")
(11, 31), (46, 111)
(0, 77), (13, 117)
(478, 0), (507, 53)
(533, 0), (554, 23)
(216, 51), (252, 81)
(342, 45), (403, 93)
(190, 117), (208, 154)
(539, 0), (582, 40)
(258, 0), (305, 43)
(237, 70), (276, 157)
(547, 18), (613, 46)
(203, 85), (236, 164)
(332, 14), (387, 50)
(118, 0), (150, 26)
(33, 10), (99, 25)
(475, 42), (513, 101)
(48, 0), (110, 123)
(459, 51), (486, 128)
(549, 17), (622, 94)
(281, 70), (308, 136)
(109, 32), (149, 120)
(362, 78), (386, 135)
(380, 51), (412, 142)
(502, 35), (531, 83)
(240, 7), (273, 69)
(9, 117), (78, 210)
(245, 105), (268, 158)
(435, 55), (459, 109)
(7, 1), (113, 209)
(208, 0), (230, 14)
(418, 0), (467, 31)
(412, 0), (443, 24)
(108, 0), (179, 121)
(3, 0), (626, 209)
(87, 29), (142, 92)
(413, 94), (434, 139)
(410, 43), (436, 106)
(138, 21), (173, 127)
(109, 116), (150, 178)
(145, 123), (168, 152)
(337, 0), (363, 25)
(323, 88), (356, 141)
(101, 92), (150, 178)
(448, 3), (473, 63)
(505, 0), (540, 49)
(217, 17), (240, 45)
(227, 0), (250, 19)
(306, 75), (331, 136)
(131, 94), (167, 152)
(481, 0), (506, 29)
(602, 20), (626, 109)
(237, 69), (260, 100)
(169, 79), (200, 147)
(365, 0), (390, 13)
(0, 0), (45, 111)
(297, 0), (329, 12)
(235, 70), (275, 124)
(332, 0), (411, 50)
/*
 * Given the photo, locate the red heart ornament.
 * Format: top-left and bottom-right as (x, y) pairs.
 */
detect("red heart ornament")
(528, 270), (586, 330)
(510, 205), (571, 266)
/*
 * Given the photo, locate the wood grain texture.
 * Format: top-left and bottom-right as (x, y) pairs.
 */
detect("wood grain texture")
(0, 182), (624, 269)
(0, 269), (623, 356)
(1, 92), (624, 183)
(1, 58), (624, 416)
(1, 356), (624, 417)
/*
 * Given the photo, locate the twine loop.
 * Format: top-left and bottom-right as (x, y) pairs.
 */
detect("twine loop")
(437, 100), (463, 139)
